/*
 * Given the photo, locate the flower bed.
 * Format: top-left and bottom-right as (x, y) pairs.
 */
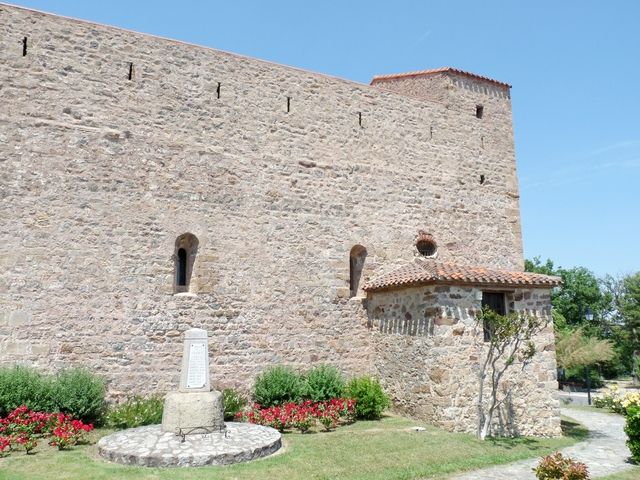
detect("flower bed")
(236, 398), (356, 432)
(0, 405), (93, 455)
(593, 385), (640, 415)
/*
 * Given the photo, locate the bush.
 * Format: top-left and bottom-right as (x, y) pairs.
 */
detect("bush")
(344, 377), (390, 420)
(253, 366), (305, 407)
(625, 406), (640, 463)
(304, 365), (345, 402)
(105, 396), (163, 430)
(51, 369), (106, 425)
(533, 452), (589, 479)
(0, 366), (56, 416)
(0, 366), (105, 425)
(593, 385), (626, 414)
(593, 386), (640, 416)
(223, 388), (246, 421)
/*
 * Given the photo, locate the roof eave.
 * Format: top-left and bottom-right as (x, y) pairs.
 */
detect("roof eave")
(364, 279), (560, 294)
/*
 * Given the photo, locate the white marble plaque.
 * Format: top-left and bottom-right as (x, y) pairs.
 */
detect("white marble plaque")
(186, 342), (207, 389)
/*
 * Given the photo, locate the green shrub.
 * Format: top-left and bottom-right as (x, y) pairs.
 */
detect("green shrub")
(253, 365), (305, 407)
(625, 406), (640, 463)
(223, 388), (247, 421)
(51, 368), (106, 425)
(0, 366), (56, 415)
(0, 366), (105, 425)
(105, 395), (164, 429)
(345, 377), (390, 420)
(304, 365), (345, 402)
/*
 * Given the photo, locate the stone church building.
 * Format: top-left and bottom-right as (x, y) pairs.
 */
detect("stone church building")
(0, 4), (561, 436)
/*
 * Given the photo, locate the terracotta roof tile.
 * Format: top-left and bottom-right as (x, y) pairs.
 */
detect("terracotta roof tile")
(363, 260), (561, 292)
(370, 67), (511, 89)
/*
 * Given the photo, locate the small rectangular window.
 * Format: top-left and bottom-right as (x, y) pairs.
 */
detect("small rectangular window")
(476, 105), (484, 119)
(481, 292), (506, 341)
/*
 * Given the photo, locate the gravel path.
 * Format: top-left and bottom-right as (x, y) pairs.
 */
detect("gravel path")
(448, 408), (634, 479)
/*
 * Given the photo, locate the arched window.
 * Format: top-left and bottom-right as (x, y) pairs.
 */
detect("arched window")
(349, 245), (367, 298)
(174, 233), (198, 293)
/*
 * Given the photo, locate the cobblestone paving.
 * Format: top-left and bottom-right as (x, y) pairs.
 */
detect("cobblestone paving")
(97, 422), (281, 467)
(448, 408), (634, 479)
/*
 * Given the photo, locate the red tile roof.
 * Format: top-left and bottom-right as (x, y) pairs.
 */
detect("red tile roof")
(370, 67), (511, 89)
(363, 260), (561, 292)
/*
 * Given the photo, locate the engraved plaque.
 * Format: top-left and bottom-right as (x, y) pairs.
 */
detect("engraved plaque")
(186, 342), (207, 389)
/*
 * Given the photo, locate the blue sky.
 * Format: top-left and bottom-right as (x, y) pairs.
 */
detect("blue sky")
(11, 1), (640, 278)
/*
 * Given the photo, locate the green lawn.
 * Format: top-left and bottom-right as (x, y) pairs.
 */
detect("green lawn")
(599, 468), (640, 480)
(0, 415), (586, 480)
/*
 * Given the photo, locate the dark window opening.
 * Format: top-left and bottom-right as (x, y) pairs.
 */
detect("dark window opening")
(476, 105), (484, 119)
(177, 248), (187, 286)
(480, 174), (485, 184)
(481, 292), (506, 341)
(415, 232), (437, 257)
(22, 37), (28, 56)
(416, 239), (437, 257)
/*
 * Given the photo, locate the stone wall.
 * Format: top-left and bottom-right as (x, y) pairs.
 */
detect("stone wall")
(368, 285), (561, 437)
(1, 4), (525, 401)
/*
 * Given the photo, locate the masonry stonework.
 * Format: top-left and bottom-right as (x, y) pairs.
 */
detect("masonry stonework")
(368, 285), (560, 436)
(0, 4), (559, 436)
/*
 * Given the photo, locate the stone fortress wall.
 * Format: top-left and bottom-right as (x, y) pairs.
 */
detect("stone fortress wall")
(0, 3), (549, 434)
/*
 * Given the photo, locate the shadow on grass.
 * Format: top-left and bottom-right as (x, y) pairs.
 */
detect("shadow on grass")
(488, 436), (537, 450)
(561, 418), (589, 441)
(486, 418), (587, 451)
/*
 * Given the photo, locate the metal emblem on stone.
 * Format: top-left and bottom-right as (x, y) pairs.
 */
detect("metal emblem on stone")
(97, 328), (281, 467)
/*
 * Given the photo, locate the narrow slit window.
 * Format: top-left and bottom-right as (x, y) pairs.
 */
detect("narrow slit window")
(177, 248), (187, 286)
(349, 245), (367, 298)
(476, 105), (484, 119)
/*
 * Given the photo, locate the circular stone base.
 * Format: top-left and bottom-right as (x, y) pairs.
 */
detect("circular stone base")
(97, 422), (281, 467)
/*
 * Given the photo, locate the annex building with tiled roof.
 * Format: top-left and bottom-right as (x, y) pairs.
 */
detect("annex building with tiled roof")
(0, 4), (561, 437)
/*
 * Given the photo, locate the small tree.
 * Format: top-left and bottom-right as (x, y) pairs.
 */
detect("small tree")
(620, 273), (640, 383)
(555, 327), (615, 371)
(477, 308), (547, 440)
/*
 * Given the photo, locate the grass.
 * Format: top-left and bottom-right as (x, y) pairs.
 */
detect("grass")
(0, 415), (586, 480)
(561, 403), (622, 415)
(598, 467), (640, 479)
(598, 468), (640, 479)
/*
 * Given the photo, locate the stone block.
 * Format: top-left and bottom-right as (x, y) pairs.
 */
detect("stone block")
(31, 344), (50, 355)
(9, 311), (30, 327)
(161, 390), (224, 433)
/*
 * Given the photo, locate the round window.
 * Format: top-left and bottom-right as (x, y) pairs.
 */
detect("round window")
(415, 231), (437, 257)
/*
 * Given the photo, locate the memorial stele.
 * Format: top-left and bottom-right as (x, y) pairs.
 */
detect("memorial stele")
(161, 328), (224, 434)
